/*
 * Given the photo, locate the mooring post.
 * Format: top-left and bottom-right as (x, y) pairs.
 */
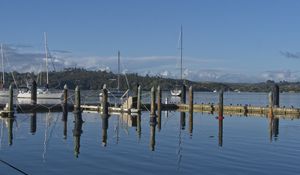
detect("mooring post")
(157, 86), (162, 130)
(218, 90), (224, 118)
(272, 84), (279, 107)
(8, 84), (13, 113)
(31, 80), (37, 105)
(150, 86), (157, 150)
(268, 92), (274, 118)
(102, 85), (109, 115)
(157, 86), (161, 113)
(150, 86), (156, 116)
(181, 84), (186, 104)
(189, 86), (193, 113)
(74, 86), (81, 112)
(137, 85), (141, 113)
(63, 84), (68, 108)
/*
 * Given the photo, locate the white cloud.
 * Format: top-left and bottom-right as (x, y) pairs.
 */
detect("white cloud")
(3, 44), (300, 83)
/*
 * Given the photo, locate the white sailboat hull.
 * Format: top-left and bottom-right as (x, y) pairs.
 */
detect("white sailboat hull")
(170, 89), (182, 96)
(0, 90), (9, 97)
(17, 91), (63, 99)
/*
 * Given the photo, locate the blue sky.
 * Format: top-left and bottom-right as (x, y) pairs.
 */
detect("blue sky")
(1, 0), (300, 82)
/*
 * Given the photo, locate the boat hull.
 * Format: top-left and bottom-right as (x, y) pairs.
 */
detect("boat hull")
(17, 91), (63, 99)
(170, 89), (182, 96)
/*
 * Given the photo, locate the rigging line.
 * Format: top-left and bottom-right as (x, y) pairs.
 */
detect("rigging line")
(0, 159), (29, 175)
(4, 51), (18, 89)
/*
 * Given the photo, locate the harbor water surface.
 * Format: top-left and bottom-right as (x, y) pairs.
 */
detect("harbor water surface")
(0, 92), (300, 175)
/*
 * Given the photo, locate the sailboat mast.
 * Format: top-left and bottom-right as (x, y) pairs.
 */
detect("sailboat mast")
(117, 51), (120, 91)
(180, 25), (183, 81)
(0, 44), (4, 86)
(44, 32), (49, 88)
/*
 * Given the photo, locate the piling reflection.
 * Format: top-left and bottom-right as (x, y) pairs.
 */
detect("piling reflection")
(73, 111), (83, 158)
(157, 107), (162, 131)
(180, 112), (186, 130)
(136, 114), (141, 140)
(62, 104), (68, 139)
(218, 116), (224, 147)
(149, 114), (157, 151)
(7, 116), (14, 146)
(30, 112), (37, 134)
(101, 114), (109, 147)
(188, 111), (193, 137)
(268, 114), (279, 142)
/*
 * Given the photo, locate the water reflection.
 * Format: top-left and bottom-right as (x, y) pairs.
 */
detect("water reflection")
(149, 114), (157, 151)
(180, 112), (186, 130)
(30, 112), (37, 134)
(7, 116), (14, 146)
(73, 111), (83, 158)
(101, 114), (109, 147)
(268, 114), (279, 142)
(0, 109), (286, 158)
(189, 111), (193, 136)
(218, 116), (224, 147)
(62, 107), (68, 139)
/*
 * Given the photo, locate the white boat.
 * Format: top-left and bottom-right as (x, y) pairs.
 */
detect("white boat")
(171, 26), (183, 96)
(17, 32), (63, 100)
(99, 51), (127, 99)
(171, 87), (182, 96)
(0, 44), (9, 97)
(17, 88), (63, 99)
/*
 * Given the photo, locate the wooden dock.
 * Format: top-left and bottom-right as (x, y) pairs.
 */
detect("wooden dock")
(0, 83), (299, 119)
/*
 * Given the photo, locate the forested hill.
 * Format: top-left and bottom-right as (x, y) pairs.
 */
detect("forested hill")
(3, 68), (300, 92)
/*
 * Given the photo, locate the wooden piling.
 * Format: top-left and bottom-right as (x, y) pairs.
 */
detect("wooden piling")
(137, 85), (141, 113)
(8, 84), (13, 113)
(218, 90), (224, 118)
(150, 86), (156, 116)
(74, 86), (81, 112)
(63, 84), (68, 107)
(272, 84), (279, 107)
(102, 85), (109, 115)
(181, 84), (186, 104)
(31, 80), (37, 105)
(268, 92), (274, 118)
(157, 86), (161, 113)
(189, 86), (193, 113)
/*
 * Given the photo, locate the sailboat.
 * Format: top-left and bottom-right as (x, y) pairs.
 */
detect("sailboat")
(17, 33), (63, 100)
(0, 44), (9, 97)
(170, 26), (183, 96)
(100, 51), (127, 98)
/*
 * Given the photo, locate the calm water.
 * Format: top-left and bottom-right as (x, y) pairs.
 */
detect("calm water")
(0, 92), (300, 175)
